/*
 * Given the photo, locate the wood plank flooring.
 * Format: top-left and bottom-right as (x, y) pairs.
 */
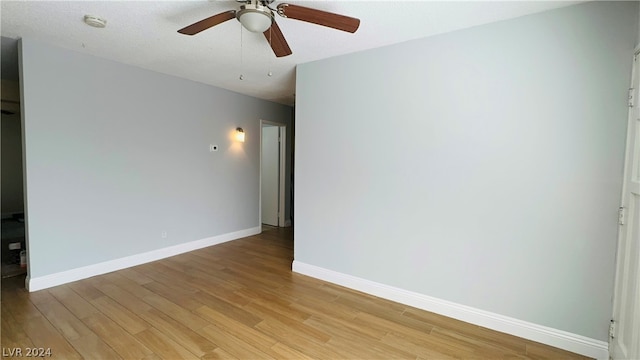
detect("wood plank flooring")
(1, 227), (589, 359)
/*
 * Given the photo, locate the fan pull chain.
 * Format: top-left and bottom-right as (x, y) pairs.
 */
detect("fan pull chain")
(267, 26), (273, 77)
(239, 24), (244, 80)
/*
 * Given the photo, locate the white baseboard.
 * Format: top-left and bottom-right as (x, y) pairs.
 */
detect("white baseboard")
(27, 226), (261, 292)
(292, 260), (609, 360)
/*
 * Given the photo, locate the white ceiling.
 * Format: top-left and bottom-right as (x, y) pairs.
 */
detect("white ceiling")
(1, 0), (583, 106)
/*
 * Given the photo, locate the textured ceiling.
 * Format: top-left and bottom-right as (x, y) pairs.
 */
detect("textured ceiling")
(1, 1), (583, 106)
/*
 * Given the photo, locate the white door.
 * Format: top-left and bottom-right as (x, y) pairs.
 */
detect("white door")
(261, 125), (279, 226)
(611, 52), (640, 360)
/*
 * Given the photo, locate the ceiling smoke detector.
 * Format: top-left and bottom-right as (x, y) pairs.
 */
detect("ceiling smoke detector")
(84, 15), (107, 28)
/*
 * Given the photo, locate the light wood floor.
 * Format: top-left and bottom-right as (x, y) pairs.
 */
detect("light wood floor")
(1, 227), (589, 359)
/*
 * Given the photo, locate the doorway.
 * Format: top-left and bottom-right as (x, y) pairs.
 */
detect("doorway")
(260, 120), (287, 228)
(610, 49), (640, 359)
(1, 111), (26, 279)
(1, 38), (27, 286)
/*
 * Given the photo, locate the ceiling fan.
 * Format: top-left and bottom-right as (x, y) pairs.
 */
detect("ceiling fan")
(177, 0), (360, 58)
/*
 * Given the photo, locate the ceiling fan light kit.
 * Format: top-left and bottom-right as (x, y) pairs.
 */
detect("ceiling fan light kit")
(177, 0), (360, 58)
(237, 1), (274, 33)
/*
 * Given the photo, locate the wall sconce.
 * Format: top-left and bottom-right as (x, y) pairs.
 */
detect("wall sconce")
(235, 127), (245, 142)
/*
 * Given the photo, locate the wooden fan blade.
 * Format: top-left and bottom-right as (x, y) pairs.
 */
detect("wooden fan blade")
(277, 4), (359, 33)
(178, 10), (236, 35)
(263, 21), (292, 57)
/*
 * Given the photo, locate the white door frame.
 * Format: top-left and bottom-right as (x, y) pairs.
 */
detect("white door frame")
(610, 47), (640, 360)
(259, 119), (287, 228)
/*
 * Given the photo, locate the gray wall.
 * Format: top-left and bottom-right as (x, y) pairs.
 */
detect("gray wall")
(295, 1), (637, 341)
(20, 38), (292, 279)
